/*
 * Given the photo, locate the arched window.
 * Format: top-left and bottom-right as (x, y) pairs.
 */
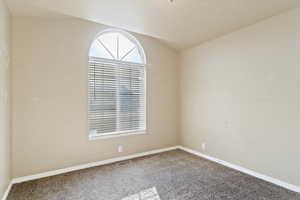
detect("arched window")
(88, 30), (146, 139)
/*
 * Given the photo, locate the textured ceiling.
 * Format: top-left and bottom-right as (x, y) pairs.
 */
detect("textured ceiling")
(6, 0), (300, 50)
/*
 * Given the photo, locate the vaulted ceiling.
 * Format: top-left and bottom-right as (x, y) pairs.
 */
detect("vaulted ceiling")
(6, 0), (300, 50)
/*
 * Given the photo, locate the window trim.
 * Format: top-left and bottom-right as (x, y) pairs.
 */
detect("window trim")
(89, 129), (147, 140)
(87, 29), (147, 140)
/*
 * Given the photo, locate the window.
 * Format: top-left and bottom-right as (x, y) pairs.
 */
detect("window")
(88, 30), (146, 139)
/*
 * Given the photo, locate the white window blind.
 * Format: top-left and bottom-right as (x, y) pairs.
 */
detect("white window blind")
(88, 31), (146, 138)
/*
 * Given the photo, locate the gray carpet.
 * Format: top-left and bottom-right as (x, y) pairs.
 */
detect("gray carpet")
(7, 150), (300, 200)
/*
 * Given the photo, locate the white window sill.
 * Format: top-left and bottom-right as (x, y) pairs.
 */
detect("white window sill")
(89, 130), (147, 140)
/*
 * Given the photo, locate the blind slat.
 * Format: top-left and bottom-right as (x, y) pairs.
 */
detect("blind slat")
(88, 58), (145, 135)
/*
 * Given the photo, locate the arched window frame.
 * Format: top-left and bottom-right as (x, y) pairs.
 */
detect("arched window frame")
(88, 29), (147, 140)
(89, 28), (146, 64)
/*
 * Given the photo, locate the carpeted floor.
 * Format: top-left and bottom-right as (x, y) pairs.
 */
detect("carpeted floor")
(7, 150), (300, 200)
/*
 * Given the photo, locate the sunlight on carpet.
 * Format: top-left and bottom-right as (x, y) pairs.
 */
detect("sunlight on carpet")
(122, 187), (161, 200)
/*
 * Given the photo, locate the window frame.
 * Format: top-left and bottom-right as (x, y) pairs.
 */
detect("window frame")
(87, 29), (147, 140)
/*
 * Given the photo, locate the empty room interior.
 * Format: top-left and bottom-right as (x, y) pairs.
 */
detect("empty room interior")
(1, 0), (300, 199)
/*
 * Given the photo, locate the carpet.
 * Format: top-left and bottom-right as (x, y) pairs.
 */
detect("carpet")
(7, 150), (300, 200)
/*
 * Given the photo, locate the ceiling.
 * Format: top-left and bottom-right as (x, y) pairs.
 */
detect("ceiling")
(6, 0), (300, 50)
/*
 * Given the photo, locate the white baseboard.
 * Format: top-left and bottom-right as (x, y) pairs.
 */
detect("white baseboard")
(1, 182), (13, 200)
(9, 145), (300, 196)
(178, 146), (300, 194)
(12, 146), (180, 184)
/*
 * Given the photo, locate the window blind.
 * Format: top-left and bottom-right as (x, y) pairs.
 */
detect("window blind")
(88, 57), (146, 137)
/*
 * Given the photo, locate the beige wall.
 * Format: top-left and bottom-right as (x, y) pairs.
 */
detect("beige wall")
(0, 0), (11, 197)
(180, 7), (300, 187)
(12, 17), (179, 178)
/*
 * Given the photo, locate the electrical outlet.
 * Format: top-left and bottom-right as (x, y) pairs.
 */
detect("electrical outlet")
(201, 143), (206, 151)
(32, 97), (40, 102)
(225, 120), (231, 128)
(3, 90), (7, 105)
(118, 145), (123, 153)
